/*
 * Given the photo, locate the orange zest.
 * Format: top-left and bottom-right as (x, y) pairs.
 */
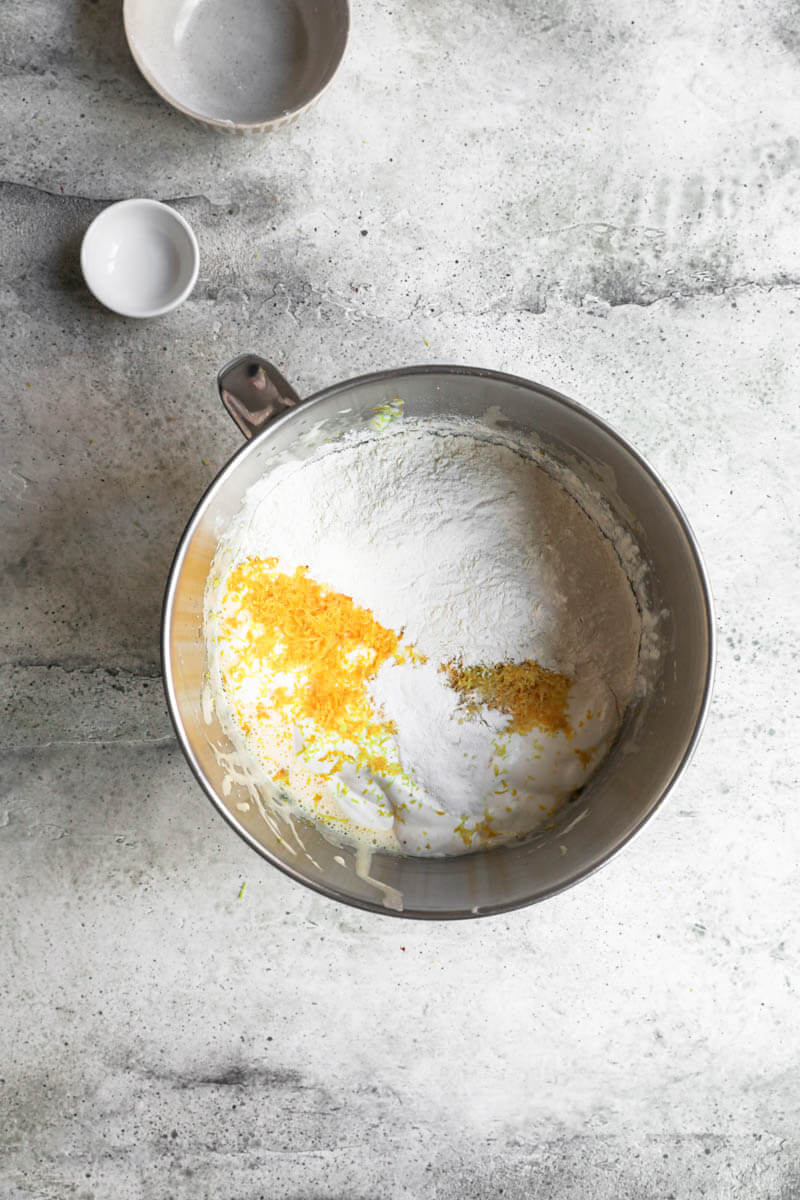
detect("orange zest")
(441, 657), (572, 736)
(221, 558), (413, 775)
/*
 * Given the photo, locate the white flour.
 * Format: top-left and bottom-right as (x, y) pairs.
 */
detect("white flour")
(205, 422), (643, 856)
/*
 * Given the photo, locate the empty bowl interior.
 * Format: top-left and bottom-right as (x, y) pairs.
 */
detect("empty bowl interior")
(82, 200), (198, 317)
(164, 369), (713, 918)
(125, 0), (349, 125)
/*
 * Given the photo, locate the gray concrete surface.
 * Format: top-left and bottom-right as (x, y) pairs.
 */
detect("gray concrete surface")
(2, 1), (799, 1196)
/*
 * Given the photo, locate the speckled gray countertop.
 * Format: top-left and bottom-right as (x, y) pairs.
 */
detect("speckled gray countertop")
(2, 2), (799, 1197)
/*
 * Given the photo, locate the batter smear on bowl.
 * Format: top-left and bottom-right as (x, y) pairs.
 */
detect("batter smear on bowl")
(204, 419), (642, 856)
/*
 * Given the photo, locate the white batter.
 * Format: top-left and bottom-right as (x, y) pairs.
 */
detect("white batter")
(204, 421), (642, 856)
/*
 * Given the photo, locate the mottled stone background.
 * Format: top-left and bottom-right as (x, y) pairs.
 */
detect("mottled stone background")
(1, 0), (799, 1196)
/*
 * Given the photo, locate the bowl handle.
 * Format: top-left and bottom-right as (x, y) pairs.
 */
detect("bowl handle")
(217, 353), (301, 440)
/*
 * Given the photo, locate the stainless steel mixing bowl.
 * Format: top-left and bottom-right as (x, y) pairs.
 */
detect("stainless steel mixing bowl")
(162, 357), (714, 918)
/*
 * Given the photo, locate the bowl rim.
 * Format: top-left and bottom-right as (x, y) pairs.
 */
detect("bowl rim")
(80, 197), (200, 318)
(161, 363), (716, 920)
(122, 0), (351, 132)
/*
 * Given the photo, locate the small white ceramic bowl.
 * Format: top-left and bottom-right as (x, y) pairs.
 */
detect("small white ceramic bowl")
(123, 0), (350, 134)
(80, 199), (199, 319)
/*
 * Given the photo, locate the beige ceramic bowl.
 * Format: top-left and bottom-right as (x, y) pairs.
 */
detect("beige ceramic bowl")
(124, 0), (349, 133)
